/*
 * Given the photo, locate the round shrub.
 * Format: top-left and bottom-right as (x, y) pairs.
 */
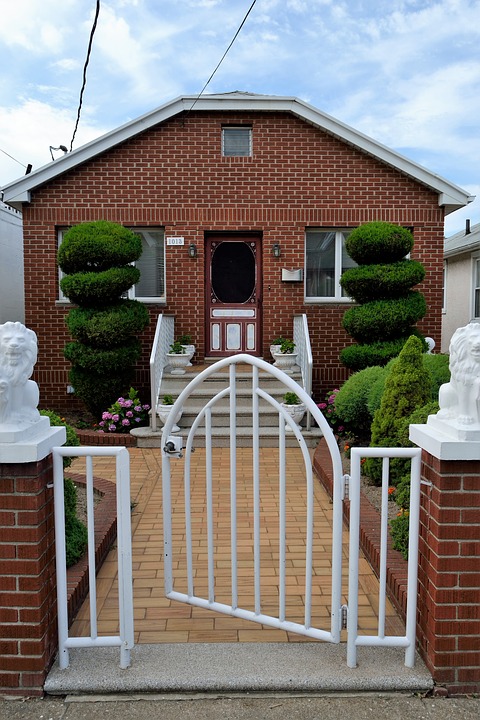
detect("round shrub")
(340, 260), (425, 304)
(60, 266), (140, 307)
(65, 301), (149, 347)
(342, 291), (427, 342)
(423, 353), (450, 400)
(58, 221), (142, 273)
(64, 339), (141, 374)
(334, 366), (386, 441)
(345, 222), (414, 265)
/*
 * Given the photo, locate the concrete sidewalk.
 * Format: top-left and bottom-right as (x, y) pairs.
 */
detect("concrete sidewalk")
(3, 693), (480, 720)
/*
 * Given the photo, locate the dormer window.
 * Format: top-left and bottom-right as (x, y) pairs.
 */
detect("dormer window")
(222, 126), (252, 157)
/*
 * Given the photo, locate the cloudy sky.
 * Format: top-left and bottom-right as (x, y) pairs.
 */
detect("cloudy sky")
(1, 0), (478, 236)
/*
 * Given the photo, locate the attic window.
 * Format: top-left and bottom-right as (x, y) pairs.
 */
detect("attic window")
(222, 126), (252, 157)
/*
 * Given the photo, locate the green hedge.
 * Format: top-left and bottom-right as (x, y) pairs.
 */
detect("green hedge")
(60, 266), (140, 307)
(65, 301), (149, 347)
(342, 291), (427, 342)
(64, 338), (141, 374)
(58, 221), (142, 273)
(64, 477), (88, 567)
(340, 333), (425, 371)
(69, 365), (135, 417)
(345, 221), (414, 265)
(334, 366), (386, 441)
(340, 260), (425, 304)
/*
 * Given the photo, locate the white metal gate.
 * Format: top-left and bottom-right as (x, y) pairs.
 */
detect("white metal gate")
(161, 354), (422, 667)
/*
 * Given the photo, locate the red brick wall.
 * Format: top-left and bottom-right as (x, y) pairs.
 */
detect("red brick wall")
(417, 452), (480, 694)
(21, 111), (445, 412)
(0, 458), (57, 695)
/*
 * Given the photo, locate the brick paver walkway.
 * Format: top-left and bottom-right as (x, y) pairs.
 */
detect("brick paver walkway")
(69, 447), (404, 643)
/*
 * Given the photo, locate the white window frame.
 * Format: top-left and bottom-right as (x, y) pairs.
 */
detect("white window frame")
(472, 254), (480, 319)
(57, 227), (166, 304)
(304, 228), (356, 303)
(222, 126), (252, 157)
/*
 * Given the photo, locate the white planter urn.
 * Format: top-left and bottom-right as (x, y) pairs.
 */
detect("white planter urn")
(270, 343), (282, 360)
(156, 403), (182, 432)
(181, 344), (195, 367)
(166, 353), (190, 375)
(272, 351), (298, 374)
(281, 402), (306, 431)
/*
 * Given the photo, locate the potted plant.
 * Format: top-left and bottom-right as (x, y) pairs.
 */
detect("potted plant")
(272, 339), (298, 374)
(270, 335), (287, 360)
(178, 333), (195, 366)
(156, 394), (182, 432)
(281, 391), (306, 430)
(166, 341), (190, 375)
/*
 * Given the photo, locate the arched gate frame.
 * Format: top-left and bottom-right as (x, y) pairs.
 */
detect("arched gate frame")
(161, 354), (421, 665)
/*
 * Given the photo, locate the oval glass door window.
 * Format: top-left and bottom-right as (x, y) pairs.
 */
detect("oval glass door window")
(212, 242), (255, 303)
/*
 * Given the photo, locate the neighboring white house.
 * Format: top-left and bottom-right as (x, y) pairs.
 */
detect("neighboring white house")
(442, 220), (480, 352)
(0, 201), (24, 323)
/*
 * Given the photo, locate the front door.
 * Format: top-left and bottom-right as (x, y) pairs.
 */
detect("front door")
(206, 234), (262, 356)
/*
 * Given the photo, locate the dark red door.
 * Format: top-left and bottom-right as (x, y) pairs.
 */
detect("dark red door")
(206, 235), (262, 356)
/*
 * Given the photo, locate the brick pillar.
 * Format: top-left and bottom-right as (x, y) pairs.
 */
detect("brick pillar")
(410, 425), (480, 695)
(0, 457), (58, 696)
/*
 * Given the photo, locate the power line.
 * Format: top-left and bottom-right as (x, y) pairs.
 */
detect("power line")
(69, 0), (101, 152)
(185, 0), (257, 119)
(0, 147), (26, 168)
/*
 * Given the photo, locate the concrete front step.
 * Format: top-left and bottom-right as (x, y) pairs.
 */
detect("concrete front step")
(136, 362), (317, 448)
(132, 424), (322, 448)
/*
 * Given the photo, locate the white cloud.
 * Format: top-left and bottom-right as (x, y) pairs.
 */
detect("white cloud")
(0, 99), (108, 185)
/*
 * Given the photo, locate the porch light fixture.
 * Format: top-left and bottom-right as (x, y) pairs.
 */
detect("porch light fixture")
(188, 243), (197, 258)
(272, 243), (281, 258)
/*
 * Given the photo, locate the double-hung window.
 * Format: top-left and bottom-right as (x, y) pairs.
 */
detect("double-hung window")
(305, 228), (356, 302)
(130, 228), (165, 302)
(57, 227), (165, 303)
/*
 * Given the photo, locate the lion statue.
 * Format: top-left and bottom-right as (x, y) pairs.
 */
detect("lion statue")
(437, 322), (480, 426)
(0, 321), (40, 426)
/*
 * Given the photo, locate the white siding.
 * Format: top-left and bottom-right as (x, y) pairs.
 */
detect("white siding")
(0, 203), (24, 323)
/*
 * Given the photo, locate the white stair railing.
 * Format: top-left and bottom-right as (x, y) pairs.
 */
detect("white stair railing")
(293, 314), (313, 430)
(149, 314), (175, 431)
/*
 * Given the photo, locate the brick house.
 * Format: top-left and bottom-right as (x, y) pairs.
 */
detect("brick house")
(1, 92), (473, 413)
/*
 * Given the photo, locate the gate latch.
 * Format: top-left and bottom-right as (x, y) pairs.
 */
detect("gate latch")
(163, 436), (183, 458)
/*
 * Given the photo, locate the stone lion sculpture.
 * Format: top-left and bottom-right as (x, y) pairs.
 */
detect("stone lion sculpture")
(0, 321), (40, 427)
(437, 322), (480, 426)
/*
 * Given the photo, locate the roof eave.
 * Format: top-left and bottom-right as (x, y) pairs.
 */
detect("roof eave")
(1, 93), (473, 213)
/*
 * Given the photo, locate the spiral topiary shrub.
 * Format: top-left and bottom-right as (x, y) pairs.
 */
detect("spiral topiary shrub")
(58, 221), (149, 415)
(339, 221), (427, 370)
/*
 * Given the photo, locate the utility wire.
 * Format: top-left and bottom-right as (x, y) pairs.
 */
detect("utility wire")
(70, 0), (101, 152)
(185, 0), (257, 119)
(0, 147), (26, 168)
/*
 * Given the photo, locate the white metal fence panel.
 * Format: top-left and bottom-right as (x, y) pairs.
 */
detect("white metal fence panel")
(161, 354), (346, 643)
(347, 446), (422, 668)
(53, 446), (134, 670)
